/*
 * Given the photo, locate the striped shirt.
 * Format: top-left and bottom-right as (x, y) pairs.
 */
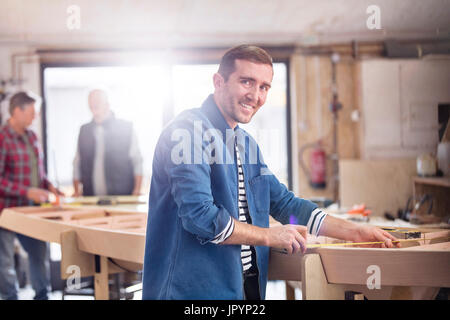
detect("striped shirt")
(306, 208), (327, 236)
(234, 141), (254, 272)
(211, 140), (327, 269)
(0, 123), (50, 212)
(210, 139), (254, 272)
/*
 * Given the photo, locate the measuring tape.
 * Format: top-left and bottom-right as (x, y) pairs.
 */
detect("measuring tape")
(306, 237), (426, 248)
(380, 227), (422, 234)
(274, 236), (449, 254)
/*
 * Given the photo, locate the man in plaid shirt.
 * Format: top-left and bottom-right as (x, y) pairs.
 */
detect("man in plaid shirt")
(0, 91), (63, 300)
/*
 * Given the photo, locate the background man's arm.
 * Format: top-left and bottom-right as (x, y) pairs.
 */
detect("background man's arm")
(0, 138), (50, 203)
(130, 128), (143, 195)
(132, 175), (142, 195)
(72, 146), (82, 197)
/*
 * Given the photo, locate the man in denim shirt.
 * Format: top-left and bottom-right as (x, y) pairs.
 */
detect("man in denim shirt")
(142, 45), (399, 300)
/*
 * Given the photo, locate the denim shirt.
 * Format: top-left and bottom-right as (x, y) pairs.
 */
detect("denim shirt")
(142, 94), (318, 300)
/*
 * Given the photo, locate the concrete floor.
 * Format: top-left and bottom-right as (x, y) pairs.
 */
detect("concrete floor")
(17, 280), (296, 300)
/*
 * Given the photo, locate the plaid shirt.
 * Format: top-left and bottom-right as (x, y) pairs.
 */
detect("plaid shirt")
(0, 123), (49, 213)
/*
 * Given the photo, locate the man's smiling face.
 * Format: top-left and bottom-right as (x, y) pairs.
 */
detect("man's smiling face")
(214, 59), (273, 129)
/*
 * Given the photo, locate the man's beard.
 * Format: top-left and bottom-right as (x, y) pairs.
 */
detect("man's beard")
(228, 97), (254, 125)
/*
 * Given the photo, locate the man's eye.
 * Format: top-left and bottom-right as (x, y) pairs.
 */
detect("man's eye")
(241, 80), (251, 86)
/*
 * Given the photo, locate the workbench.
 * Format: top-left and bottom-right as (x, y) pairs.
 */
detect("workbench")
(0, 197), (147, 300)
(269, 209), (450, 300)
(268, 228), (449, 300)
(0, 202), (448, 300)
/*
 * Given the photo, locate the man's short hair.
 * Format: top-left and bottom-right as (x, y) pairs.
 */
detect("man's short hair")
(9, 91), (39, 115)
(218, 45), (273, 81)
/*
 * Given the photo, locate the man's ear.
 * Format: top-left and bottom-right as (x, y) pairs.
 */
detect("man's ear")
(213, 72), (224, 90)
(10, 106), (20, 118)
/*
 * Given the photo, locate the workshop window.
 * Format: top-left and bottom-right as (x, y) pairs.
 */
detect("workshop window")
(42, 62), (289, 193)
(43, 65), (168, 194)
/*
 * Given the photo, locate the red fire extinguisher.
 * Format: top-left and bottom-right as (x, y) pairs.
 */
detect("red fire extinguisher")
(299, 140), (327, 189)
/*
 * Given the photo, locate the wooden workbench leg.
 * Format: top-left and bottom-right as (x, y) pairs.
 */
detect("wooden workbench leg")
(301, 254), (346, 300)
(390, 286), (440, 300)
(285, 281), (296, 300)
(94, 255), (109, 300)
(301, 254), (396, 300)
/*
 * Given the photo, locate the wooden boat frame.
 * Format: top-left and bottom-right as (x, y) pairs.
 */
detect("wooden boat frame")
(0, 205), (448, 300)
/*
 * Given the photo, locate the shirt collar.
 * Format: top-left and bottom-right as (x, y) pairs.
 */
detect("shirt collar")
(92, 112), (114, 127)
(200, 94), (241, 139)
(5, 122), (30, 140)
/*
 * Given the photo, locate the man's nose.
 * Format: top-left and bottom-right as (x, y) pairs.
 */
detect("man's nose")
(246, 86), (260, 103)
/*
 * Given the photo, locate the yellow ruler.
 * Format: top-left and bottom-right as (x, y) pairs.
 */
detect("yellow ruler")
(306, 237), (426, 248)
(274, 236), (449, 254)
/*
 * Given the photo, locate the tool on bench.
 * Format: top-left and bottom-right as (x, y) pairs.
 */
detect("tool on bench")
(346, 203), (371, 222)
(398, 194), (437, 224)
(347, 204), (372, 216)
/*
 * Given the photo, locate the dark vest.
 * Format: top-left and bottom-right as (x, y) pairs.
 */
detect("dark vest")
(78, 115), (135, 196)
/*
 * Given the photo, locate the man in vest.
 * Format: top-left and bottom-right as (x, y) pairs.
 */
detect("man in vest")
(73, 88), (143, 197)
(142, 45), (400, 300)
(0, 91), (63, 300)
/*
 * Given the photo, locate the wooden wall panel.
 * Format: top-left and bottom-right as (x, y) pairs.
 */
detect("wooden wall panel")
(293, 55), (360, 200)
(339, 159), (417, 216)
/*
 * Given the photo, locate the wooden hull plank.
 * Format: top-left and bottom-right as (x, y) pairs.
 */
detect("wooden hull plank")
(318, 247), (450, 287)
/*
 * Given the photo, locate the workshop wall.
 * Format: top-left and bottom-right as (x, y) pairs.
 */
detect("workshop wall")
(291, 54), (360, 201)
(292, 53), (450, 212)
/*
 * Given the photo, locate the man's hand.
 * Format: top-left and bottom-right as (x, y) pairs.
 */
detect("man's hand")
(266, 224), (308, 254)
(72, 191), (81, 197)
(48, 184), (65, 197)
(353, 225), (401, 248)
(132, 175), (142, 196)
(73, 180), (82, 197)
(318, 215), (401, 248)
(221, 220), (308, 254)
(26, 187), (50, 204)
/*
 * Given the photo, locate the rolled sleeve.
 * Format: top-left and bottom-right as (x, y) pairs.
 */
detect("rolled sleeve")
(162, 122), (233, 245)
(168, 162), (233, 244)
(306, 208), (327, 236)
(210, 217), (235, 244)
